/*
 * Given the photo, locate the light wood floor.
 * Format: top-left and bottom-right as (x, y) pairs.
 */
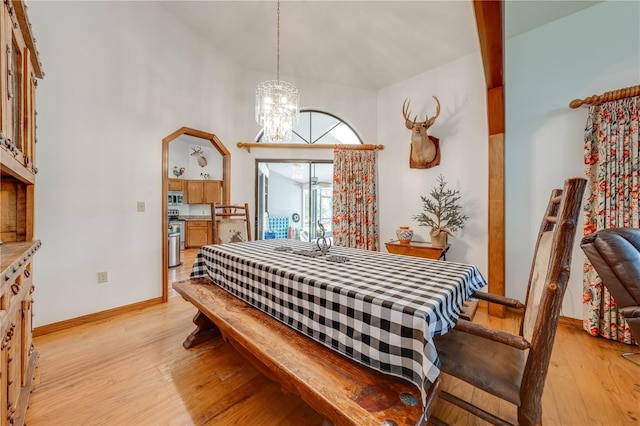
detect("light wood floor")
(27, 249), (640, 425)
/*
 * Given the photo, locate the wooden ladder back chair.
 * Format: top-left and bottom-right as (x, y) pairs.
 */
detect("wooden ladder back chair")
(211, 203), (251, 244)
(433, 177), (587, 426)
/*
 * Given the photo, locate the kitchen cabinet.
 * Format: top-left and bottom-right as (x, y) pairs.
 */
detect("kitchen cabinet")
(185, 221), (212, 248)
(186, 180), (222, 204)
(0, 2), (44, 424)
(203, 180), (221, 204)
(167, 178), (184, 192)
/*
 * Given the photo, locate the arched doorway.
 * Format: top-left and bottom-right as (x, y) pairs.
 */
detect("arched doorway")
(162, 127), (230, 301)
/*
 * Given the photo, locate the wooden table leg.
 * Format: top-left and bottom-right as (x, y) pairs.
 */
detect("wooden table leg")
(182, 310), (221, 349)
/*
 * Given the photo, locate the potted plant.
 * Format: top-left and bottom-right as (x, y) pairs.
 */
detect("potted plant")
(412, 174), (468, 247)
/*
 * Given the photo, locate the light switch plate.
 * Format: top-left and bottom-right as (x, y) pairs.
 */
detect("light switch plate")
(137, 201), (145, 212)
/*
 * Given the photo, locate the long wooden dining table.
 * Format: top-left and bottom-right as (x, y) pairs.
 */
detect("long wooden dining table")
(187, 239), (487, 410)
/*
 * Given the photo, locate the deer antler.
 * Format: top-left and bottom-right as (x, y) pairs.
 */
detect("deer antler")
(425, 96), (440, 129)
(402, 98), (417, 129)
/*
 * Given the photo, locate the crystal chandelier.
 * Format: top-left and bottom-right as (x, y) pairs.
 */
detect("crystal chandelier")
(255, 0), (300, 143)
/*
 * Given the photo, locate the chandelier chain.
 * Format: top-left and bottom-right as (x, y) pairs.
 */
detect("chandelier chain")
(276, 0), (280, 83)
(255, 0), (299, 143)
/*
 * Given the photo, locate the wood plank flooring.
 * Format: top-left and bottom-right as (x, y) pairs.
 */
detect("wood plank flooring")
(28, 249), (640, 425)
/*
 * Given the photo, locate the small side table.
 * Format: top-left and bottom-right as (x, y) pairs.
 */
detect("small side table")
(384, 240), (449, 260)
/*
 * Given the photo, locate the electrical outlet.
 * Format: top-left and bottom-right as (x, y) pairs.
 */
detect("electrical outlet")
(137, 201), (145, 212)
(97, 271), (108, 283)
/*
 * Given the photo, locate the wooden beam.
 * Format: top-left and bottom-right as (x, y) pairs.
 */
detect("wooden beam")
(474, 0), (505, 317)
(473, 1), (503, 90)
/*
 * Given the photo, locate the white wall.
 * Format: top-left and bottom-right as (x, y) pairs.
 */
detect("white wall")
(29, 1), (380, 327)
(505, 1), (640, 318)
(168, 139), (224, 181)
(377, 52), (489, 275)
(30, 1), (243, 326)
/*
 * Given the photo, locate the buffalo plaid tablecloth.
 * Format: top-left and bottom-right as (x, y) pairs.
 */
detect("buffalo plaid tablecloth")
(190, 239), (487, 403)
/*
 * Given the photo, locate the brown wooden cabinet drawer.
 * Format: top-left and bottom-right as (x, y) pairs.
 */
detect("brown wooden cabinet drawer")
(187, 221), (208, 228)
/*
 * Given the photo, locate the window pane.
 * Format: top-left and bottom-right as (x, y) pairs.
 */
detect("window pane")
(290, 131), (308, 144)
(256, 161), (332, 242)
(258, 109), (362, 145)
(257, 162), (309, 240)
(311, 113), (339, 143)
(326, 123), (361, 145)
(311, 163), (333, 239)
(292, 111), (311, 143)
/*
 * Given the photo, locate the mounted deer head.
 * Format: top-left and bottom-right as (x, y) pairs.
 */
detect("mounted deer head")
(190, 146), (208, 168)
(402, 96), (441, 169)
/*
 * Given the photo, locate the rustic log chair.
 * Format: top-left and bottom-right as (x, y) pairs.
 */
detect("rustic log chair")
(581, 228), (640, 365)
(432, 177), (586, 426)
(211, 203), (251, 244)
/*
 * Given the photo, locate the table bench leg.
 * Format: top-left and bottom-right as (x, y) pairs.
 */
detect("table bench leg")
(183, 310), (221, 349)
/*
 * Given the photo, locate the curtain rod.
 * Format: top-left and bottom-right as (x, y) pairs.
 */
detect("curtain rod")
(569, 84), (640, 109)
(236, 142), (384, 153)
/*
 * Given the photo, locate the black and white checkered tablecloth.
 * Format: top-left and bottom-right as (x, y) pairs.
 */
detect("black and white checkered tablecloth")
(190, 239), (487, 404)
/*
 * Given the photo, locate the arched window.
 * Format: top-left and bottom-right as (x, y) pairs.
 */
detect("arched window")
(256, 109), (363, 144)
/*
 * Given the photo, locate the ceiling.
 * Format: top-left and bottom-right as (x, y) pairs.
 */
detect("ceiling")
(159, 1), (601, 90)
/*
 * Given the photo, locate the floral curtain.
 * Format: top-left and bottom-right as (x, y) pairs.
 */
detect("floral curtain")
(332, 148), (379, 250)
(583, 96), (639, 344)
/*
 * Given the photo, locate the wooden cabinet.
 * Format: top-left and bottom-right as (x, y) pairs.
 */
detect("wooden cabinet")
(385, 241), (449, 260)
(0, 241), (40, 426)
(185, 180), (221, 204)
(0, 2), (43, 424)
(203, 180), (221, 204)
(185, 181), (203, 204)
(167, 178), (184, 192)
(185, 221), (212, 248)
(1, 1), (42, 183)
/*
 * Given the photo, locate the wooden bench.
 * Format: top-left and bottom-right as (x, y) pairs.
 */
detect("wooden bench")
(173, 278), (441, 426)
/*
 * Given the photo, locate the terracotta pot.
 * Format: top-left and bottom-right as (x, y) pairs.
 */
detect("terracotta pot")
(396, 226), (414, 245)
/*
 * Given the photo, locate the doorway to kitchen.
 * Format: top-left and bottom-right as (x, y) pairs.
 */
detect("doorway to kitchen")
(162, 127), (230, 302)
(256, 160), (333, 243)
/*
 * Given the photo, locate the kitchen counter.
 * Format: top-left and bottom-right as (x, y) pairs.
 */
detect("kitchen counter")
(180, 215), (212, 221)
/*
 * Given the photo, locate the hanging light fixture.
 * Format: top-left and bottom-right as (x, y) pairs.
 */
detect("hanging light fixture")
(255, 0), (300, 143)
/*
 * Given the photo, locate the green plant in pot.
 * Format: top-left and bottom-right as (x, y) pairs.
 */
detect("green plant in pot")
(412, 174), (468, 248)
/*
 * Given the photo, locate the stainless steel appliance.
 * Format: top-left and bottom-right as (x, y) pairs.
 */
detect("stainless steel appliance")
(168, 191), (184, 206)
(168, 209), (185, 250)
(168, 231), (181, 268)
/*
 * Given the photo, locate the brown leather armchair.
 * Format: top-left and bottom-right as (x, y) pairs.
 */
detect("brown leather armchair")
(581, 228), (640, 353)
